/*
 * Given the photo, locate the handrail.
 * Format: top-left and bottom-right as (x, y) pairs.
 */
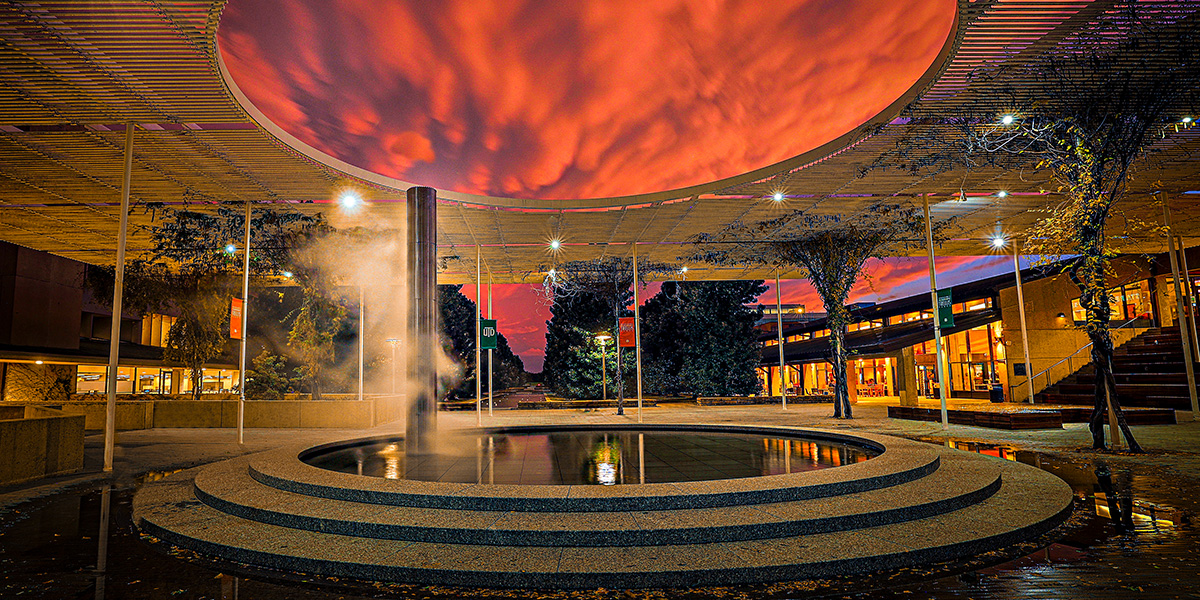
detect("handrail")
(1009, 316), (1143, 399)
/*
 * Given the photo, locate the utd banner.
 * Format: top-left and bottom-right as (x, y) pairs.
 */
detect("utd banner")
(230, 298), (243, 339)
(618, 317), (636, 347)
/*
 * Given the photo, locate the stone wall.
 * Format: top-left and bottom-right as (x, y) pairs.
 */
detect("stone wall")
(0, 406), (85, 486)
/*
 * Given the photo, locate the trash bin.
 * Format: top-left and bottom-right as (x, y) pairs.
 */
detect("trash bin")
(989, 382), (1005, 403)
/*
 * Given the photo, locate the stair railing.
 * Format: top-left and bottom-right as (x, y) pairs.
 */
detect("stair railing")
(1010, 317), (1141, 401)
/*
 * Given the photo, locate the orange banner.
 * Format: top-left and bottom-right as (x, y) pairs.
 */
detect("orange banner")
(230, 298), (243, 339)
(618, 317), (636, 348)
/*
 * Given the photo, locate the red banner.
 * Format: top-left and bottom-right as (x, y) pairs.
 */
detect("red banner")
(230, 298), (243, 339)
(618, 317), (636, 347)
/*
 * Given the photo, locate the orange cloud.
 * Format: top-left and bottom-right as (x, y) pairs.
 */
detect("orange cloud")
(218, 0), (955, 200)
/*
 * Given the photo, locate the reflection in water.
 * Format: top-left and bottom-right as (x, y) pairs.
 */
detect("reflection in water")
(94, 484), (110, 600)
(306, 431), (875, 485)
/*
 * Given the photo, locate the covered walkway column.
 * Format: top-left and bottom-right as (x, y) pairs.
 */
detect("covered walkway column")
(104, 123), (135, 472)
(922, 195), (949, 429)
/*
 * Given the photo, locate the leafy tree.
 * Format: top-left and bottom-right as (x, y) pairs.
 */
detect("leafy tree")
(542, 257), (675, 411)
(244, 350), (293, 401)
(871, 6), (1200, 450)
(287, 284), (347, 400)
(691, 204), (930, 418)
(638, 282), (687, 396)
(86, 206), (321, 400)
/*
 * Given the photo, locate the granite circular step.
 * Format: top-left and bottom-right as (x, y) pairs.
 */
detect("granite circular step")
(134, 426), (1074, 589)
(191, 451), (999, 546)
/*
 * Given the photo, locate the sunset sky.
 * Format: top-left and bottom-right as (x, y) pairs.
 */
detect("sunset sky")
(215, 0), (987, 371)
(219, 0), (956, 199)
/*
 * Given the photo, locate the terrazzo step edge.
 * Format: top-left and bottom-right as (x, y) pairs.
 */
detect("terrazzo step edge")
(193, 453), (1000, 547)
(247, 428), (940, 512)
(135, 460), (1073, 589)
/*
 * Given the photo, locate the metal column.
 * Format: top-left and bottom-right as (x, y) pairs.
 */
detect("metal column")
(357, 285), (364, 403)
(475, 245), (482, 426)
(406, 186), (438, 452)
(633, 243), (643, 423)
(776, 269), (787, 409)
(103, 124), (134, 472)
(488, 273), (494, 417)
(922, 195), (950, 429)
(1165, 200), (1200, 420)
(1012, 241), (1035, 404)
(237, 199), (251, 444)
(1176, 235), (1200, 363)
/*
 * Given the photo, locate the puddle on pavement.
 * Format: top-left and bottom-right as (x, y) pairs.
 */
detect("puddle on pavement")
(0, 444), (1195, 600)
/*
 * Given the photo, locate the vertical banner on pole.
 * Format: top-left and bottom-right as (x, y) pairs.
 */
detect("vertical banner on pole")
(936, 289), (954, 328)
(618, 318), (636, 347)
(480, 320), (498, 349)
(230, 298), (244, 339)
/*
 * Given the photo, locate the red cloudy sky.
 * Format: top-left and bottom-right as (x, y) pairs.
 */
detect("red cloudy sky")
(218, 0), (955, 199)
(461, 256), (1013, 372)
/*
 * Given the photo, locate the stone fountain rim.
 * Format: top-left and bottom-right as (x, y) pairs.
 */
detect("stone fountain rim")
(247, 425), (942, 512)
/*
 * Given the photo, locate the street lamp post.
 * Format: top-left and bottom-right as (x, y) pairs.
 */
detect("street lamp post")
(595, 333), (612, 401)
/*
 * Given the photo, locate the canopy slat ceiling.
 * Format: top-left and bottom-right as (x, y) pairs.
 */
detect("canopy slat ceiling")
(0, 0), (1197, 284)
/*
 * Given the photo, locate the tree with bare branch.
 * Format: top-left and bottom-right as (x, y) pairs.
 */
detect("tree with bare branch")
(690, 203), (933, 418)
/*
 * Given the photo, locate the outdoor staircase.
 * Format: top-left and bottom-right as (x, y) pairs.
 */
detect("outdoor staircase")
(1037, 326), (1200, 409)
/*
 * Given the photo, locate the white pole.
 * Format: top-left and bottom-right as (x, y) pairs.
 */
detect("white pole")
(1176, 235), (1200, 363)
(475, 245), (482, 426)
(488, 273), (494, 417)
(633, 243), (643, 423)
(601, 342), (607, 401)
(1012, 241), (1035, 404)
(923, 195), (950, 429)
(1164, 199), (1199, 421)
(358, 285), (364, 403)
(104, 123), (134, 472)
(776, 269), (787, 410)
(237, 200), (251, 444)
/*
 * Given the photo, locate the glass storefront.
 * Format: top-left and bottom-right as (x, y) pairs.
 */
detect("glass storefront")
(73, 366), (237, 395)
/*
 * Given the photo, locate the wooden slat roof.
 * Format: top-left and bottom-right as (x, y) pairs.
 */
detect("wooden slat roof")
(0, 0), (1197, 284)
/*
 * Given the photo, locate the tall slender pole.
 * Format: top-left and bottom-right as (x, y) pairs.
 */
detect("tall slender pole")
(1164, 199), (1200, 421)
(1012, 241), (1035, 404)
(475, 245), (482, 426)
(922, 195), (950, 429)
(104, 124), (134, 472)
(1176, 235), (1200, 363)
(601, 342), (607, 401)
(633, 243), (643, 423)
(488, 273), (494, 417)
(237, 199), (251, 444)
(357, 285), (364, 403)
(776, 269), (787, 410)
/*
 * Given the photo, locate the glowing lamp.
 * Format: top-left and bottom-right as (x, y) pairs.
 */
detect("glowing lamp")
(996, 191), (1008, 198)
(225, 243), (237, 254)
(772, 192), (784, 202)
(1001, 115), (1014, 125)
(680, 266), (688, 273)
(549, 239), (561, 250)
(991, 237), (1006, 249)
(1184, 117), (1193, 123)
(282, 271), (293, 278)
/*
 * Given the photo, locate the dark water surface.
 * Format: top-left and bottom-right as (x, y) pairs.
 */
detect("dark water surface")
(0, 440), (1196, 599)
(303, 430), (875, 484)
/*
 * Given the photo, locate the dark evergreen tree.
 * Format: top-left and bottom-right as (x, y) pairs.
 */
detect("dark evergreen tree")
(676, 280), (769, 397)
(438, 285), (527, 398)
(640, 280), (767, 397)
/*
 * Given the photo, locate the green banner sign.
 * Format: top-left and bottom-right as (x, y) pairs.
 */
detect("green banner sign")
(480, 319), (498, 350)
(937, 289), (954, 328)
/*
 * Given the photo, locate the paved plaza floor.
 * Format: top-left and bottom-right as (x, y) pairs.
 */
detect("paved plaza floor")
(2, 399), (1198, 599)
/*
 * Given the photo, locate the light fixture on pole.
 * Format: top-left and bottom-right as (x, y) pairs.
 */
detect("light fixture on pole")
(595, 333), (612, 401)
(385, 338), (401, 395)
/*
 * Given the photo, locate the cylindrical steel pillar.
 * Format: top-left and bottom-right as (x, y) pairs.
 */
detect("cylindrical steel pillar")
(406, 186), (438, 452)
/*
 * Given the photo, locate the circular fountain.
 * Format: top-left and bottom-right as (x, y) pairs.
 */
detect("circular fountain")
(134, 424), (1073, 589)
